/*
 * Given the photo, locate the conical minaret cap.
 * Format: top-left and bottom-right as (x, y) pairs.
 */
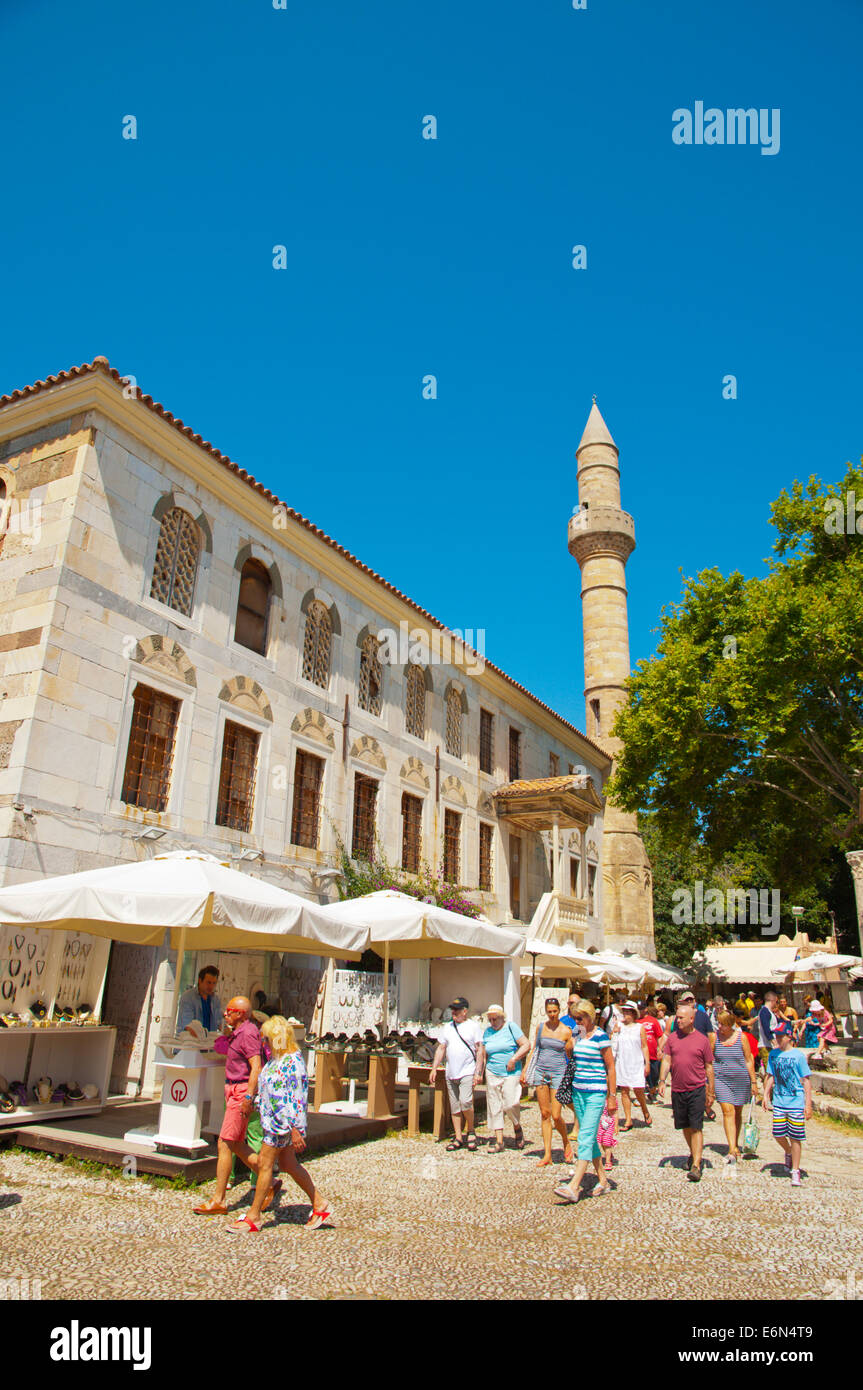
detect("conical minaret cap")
(576, 400), (618, 454)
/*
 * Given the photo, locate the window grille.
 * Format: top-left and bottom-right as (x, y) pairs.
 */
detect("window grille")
(445, 688), (463, 758)
(216, 720), (260, 832)
(479, 823), (493, 892)
(405, 665), (426, 739)
(479, 709), (494, 774)
(508, 727), (521, 781)
(150, 507), (200, 616)
(351, 773), (378, 860)
(290, 749), (324, 848)
(358, 634), (383, 715)
(121, 684), (180, 812)
(401, 792), (422, 873)
(302, 601), (332, 688)
(235, 559), (271, 655)
(443, 808), (461, 883)
(549, 752), (560, 777)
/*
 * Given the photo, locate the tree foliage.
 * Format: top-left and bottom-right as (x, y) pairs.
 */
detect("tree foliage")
(608, 459), (863, 891)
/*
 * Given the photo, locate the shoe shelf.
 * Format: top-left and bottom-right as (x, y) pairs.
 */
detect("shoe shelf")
(0, 1024), (116, 1128)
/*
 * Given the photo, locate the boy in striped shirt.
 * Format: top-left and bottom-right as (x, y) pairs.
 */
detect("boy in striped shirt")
(763, 1020), (812, 1188)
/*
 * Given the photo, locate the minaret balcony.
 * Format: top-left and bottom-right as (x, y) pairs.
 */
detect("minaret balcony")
(568, 505), (636, 563)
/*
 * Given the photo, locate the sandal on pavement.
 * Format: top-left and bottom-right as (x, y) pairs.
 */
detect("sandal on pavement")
(227, 1217), (260, 1233)
(305, 1206), (334, 1230)
(446, 1138), (465, 1151)
(193, 1199), (228, 1216)
(621, 1122), (634, 1132)
(514, 1127), (526, 1150)
(466, 1133), (478, 1151)
(553, 1183), (583, 1204)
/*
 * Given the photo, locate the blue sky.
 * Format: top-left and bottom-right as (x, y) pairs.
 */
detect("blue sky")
(1, 0), (860, 731)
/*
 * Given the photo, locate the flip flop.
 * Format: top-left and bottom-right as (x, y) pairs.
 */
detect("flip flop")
(226, 1217), (260, 1234)
(192, 1199), (229, 1216)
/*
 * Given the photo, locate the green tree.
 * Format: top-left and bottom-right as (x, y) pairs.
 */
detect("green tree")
(610, 460), (862, 950)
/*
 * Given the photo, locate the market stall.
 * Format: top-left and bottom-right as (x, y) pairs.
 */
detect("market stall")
(308, 890), (524, 1122)
(0, 852), (367, 1149)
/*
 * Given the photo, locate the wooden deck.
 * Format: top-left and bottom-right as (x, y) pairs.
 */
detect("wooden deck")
(2, 1095), (413, 1180)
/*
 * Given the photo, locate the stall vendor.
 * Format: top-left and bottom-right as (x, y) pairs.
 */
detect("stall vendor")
(178, 966), (224, 1034)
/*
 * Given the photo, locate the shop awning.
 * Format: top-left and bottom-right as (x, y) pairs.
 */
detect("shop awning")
(691, 945), (804, 984)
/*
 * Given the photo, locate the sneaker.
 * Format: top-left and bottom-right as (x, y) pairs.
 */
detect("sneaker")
(687, 1163), (702, 1183)
(791, 1169), (801, 1187)
(784, 1152), (793, 1171)
(305, 1205), (334, 1230)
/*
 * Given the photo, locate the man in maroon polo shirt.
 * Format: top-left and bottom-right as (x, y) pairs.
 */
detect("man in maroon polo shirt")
(193, 995), (267, 1215)
(658, 1000), (715, 1184)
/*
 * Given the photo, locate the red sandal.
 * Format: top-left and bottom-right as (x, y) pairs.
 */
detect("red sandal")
(226, 1216), (260, 1234)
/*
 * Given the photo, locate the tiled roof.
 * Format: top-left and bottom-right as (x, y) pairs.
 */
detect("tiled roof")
(494, 775), (597, 798)
(0, 357), (610, 761)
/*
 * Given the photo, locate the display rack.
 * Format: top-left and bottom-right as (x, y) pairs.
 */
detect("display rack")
(0, 1024), (116, 1127)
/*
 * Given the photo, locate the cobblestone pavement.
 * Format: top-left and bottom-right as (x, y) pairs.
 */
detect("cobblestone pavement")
(1, 1097), (862, 1301)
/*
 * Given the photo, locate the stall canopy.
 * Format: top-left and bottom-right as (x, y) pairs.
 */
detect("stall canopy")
(520, 938), (608, 980)
(0, 852), (367, 956)
(770, 952), (862, 979)
(691, 945), (803, 984)
(589, 951), (687, 988)
(320, 890), (524, 961)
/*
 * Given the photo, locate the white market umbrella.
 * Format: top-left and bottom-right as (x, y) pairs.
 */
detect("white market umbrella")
(592, 951), (687, 988)
(520, 937), (607, 1013)
(321, 889), (524, 1028)
(771, 952), (862, 978)
(0, 851), (369, 1025)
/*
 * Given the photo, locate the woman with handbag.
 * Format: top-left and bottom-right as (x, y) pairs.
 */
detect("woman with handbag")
(554, 1000), (617, 1204)
(480, 1005), (530, 1151)
(712, 1010), (758, 1164)
(522, 997), (575, 1167)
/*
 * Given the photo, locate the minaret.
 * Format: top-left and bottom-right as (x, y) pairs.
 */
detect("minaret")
(568, 401), (654, 954)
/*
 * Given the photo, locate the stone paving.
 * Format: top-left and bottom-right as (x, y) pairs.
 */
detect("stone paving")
(1, 1096), (862, 1301)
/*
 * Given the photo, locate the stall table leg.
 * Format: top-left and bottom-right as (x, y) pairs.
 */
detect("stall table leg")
(313, 1050), (346, 1110)
(367, 1053), (397, 1120)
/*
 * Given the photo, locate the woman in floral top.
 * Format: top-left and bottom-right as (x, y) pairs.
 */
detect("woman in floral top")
(228, 1017), (332, 1233)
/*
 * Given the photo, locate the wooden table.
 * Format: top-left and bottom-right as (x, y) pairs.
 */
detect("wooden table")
(407, 1064), (451, 1140)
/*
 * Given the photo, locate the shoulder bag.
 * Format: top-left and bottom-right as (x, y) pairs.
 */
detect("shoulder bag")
(522, 1024), (543, 1088)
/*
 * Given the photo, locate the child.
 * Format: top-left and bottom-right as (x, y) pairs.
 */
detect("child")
(597, 1102), (618, 1172)
(762, 1020), (812, 1188)
(227, 1016), (332, 1233)
(810, 1000), (838, 1060)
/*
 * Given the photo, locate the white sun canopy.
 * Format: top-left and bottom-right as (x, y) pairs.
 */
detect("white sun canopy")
(319, 889), (524, 960)
(0, 851), (367, 957)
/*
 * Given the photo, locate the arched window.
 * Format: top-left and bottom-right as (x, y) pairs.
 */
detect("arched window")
(445, 687), (463, 758)
(150, 507), (200, 616)
(405, 665), (426, 739)
(358, 634), (383, 715)
(302, 600), (332, 688)
(234, 559), (272, 655)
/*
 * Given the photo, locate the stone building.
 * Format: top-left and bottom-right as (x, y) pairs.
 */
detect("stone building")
(0, 358), (653, 1090)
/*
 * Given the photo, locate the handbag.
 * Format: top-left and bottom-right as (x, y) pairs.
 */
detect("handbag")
(522, 1025), (543, 1088)
(555, 1057), (576, 1106)
(741, 1098), (760, 1156)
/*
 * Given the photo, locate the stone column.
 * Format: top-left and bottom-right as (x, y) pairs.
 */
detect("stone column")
(846, 850), (863, 957)
(552, 815), (561, 895)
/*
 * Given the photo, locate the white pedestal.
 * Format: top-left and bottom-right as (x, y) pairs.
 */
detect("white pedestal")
(125, 1041), (225, 1154)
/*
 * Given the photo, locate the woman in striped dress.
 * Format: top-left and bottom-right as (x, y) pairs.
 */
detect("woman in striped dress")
(554, 1000), (618, 1204)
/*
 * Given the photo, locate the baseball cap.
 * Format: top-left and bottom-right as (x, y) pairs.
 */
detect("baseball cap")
(622, 1000), (639, 1013)
(774, 1020), (795, 1039)
(449, 996), (469, 1012)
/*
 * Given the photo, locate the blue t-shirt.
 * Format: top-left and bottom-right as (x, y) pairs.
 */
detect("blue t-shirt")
(483, 1022), (523, 1078)
(768, 1047), (810, 1108)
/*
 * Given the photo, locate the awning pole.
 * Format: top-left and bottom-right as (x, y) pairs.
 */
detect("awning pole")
(383, 940), (390, 1033)
(169, 924), (187, 1034)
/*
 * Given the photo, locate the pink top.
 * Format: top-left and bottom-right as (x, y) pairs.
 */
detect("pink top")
(213, 1020), (264, 1083)
(664, 1027), (714, 1092)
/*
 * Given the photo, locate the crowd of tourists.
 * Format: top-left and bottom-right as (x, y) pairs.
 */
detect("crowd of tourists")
(187, 967), (834, 1231)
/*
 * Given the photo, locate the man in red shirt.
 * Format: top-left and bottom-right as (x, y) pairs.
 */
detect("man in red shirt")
(640, 1004), (664, 1101)
(193, 995), (267, 1216)
(658, 1000), (715, 1183)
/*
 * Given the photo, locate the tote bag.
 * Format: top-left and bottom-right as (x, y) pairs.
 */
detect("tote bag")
(522, 1025), (543, 1088)
(741, 1099), (760, 1156)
